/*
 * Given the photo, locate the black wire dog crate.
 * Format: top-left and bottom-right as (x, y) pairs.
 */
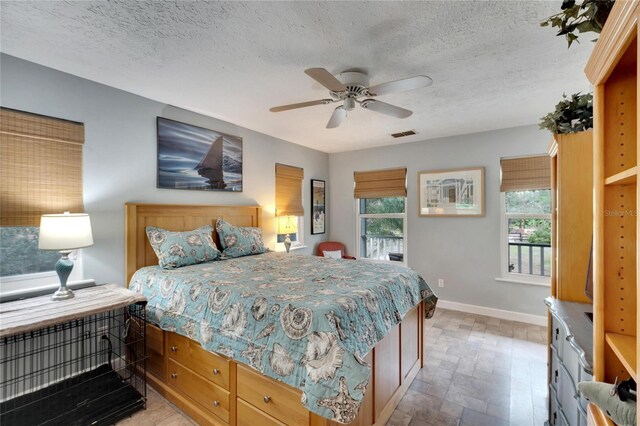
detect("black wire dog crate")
(0, 296), (147, 426)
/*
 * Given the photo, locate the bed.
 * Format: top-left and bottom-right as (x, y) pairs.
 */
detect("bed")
(125, 203), (437, 426)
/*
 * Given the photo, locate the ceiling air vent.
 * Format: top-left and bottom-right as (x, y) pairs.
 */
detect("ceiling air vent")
(390, 130), (417, 138)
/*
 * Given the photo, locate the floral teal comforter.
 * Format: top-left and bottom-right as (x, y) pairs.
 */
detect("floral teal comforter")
(129, 252), (437, 423)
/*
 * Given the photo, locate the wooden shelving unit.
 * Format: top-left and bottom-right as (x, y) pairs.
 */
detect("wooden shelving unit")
(585, 1), (640, 424)
(604, 166), (638, 186)
(605, 333), (638, 380)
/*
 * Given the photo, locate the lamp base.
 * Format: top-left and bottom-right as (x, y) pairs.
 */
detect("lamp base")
(284, 235), (292, 254)
(52, 286), (75, 301)
(52, 251), (75, 301)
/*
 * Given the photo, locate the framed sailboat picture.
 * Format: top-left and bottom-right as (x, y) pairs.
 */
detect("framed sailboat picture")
(157, 117), (243, 192)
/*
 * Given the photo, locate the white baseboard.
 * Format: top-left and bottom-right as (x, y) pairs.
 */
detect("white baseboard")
(436, 300), (547, 326)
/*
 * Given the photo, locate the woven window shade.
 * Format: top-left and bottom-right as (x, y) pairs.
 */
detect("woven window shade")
(1, 108), (84, 226)
(500, 155), (551, 192)
(354, 167), (407, 198)
(275, 163), (304, 217)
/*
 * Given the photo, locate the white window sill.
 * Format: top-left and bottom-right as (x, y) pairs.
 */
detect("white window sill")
(275, 244), (307, 253)
(359, 257), (407, 267)
(495, 277), (551, 287)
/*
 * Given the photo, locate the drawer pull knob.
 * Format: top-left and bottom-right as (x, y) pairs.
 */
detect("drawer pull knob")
(171, 373), (177, 379)
(213, 400), (220, 407)
(213, 368), (219, 375)
(263, 396), (271, 403)
(170, 346), (178, 352)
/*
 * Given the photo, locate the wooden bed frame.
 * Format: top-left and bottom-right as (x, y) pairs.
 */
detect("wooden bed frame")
(125, 203), (425, 426)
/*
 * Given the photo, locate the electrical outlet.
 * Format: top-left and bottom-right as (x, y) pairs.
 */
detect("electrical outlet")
(437, 279), (444, 288)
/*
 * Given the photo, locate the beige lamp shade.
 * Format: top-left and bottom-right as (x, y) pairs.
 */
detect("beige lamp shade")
(278, 216), (298, 235)
(39, 213), (94, 250)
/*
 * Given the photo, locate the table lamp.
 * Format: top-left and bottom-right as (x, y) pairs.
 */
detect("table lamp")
(39, 212), (94, 301)
(278, 216), (298, 253)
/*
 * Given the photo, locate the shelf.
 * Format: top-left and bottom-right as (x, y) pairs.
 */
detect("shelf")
(605, 333), (637, 380)
(587, 403), (616, 426)
(604, 166), (637, 185)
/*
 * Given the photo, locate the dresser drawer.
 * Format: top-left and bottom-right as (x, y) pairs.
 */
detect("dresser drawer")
(168, 332), (230, 389)
(578, 369), (592, 412)
(551, 314), (566, 360)
(578, 405), (587, 426)
(237, 398), (286, 426)
(168, 359), (230, 423)
(563, 341), (581, 390)
(237, 364), (308, 425)
(551, 346), (560, 391)
(550, 386), (559, 425)
(558, 362), (579, 426)
(147, 323), (165, 355)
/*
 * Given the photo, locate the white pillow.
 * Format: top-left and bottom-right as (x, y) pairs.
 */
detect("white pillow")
(323, 250), (342, 259)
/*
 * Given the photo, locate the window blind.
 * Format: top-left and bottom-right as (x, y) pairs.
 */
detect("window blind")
(0, 108), (84, 226)
(275, 163), (304, 217)
(500, 155), (551, 192)
(354, 167), (407, 198)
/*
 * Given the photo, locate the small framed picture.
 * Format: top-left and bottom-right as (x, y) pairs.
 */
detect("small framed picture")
(418, 167), (485, 217)
(311, 179), (326, 234)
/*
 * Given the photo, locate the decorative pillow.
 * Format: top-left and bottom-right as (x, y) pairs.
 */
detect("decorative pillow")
(146, 225), (220, 269)
(216, 219), (266, 258)
(578, 381), (637, 426)
(323, 250), (342, 259)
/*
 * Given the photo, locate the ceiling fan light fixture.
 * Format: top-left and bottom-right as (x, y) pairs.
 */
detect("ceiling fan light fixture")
(343, 98), (356, 111)
(326, 106), (347, 129)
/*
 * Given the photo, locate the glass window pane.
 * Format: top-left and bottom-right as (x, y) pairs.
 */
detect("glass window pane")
(360, 218), (404, 261)
(359, 197), (405, 214)
(507, 218), (551, 276)
(505, 190), (551, 214)
(1, 227), (58, 277)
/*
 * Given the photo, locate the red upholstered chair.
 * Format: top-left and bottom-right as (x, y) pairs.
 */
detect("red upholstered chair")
(316, 241), (356, 260)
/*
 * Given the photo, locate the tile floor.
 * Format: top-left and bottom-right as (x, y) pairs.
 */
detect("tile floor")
(117, 308), (548, 426)
(386, 308), (548, 426)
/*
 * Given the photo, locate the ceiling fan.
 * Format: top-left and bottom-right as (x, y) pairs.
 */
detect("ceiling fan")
(269, 68), (433, 129)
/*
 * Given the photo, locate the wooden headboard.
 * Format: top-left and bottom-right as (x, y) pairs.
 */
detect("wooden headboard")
(124, 203), (262, 285)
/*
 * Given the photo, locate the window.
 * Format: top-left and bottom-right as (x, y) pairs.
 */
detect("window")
(356, 197), (407, 263)
(499, 155), (551, 285)
(276, 216), (305, 251)
(275, 163), (304, 252)
(0, 108), (86, 296)
(353, 167), (408, 263)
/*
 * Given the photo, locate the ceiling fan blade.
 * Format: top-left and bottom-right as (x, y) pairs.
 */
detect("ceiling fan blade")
(270, 99), (333, 112)
(305, 68), (348, 92)
(368, 75), (433, 96)
(326, 106), (347, 129)
(361, 99), (412, 118)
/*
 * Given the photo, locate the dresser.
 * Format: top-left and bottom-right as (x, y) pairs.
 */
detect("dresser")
(546, 298), (594, 426)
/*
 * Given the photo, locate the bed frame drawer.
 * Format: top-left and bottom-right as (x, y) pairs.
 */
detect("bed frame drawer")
(237, 398), (286, 426)
(147, 323), (164, 355)
(148, 348), (165, 379)
(237, 364), (308, 425)
(168, 332), (230, 390)
(168, 359), (230, 423)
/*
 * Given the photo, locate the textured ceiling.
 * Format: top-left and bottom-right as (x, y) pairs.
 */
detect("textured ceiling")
(1, 1), (593, 153)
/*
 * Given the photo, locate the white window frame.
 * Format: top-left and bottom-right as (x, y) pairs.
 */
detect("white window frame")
(275, 216), (306, 252)
(355, 198), (408, 265)
(0, 250), (88, 298)
(498, 192), (551, 286)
